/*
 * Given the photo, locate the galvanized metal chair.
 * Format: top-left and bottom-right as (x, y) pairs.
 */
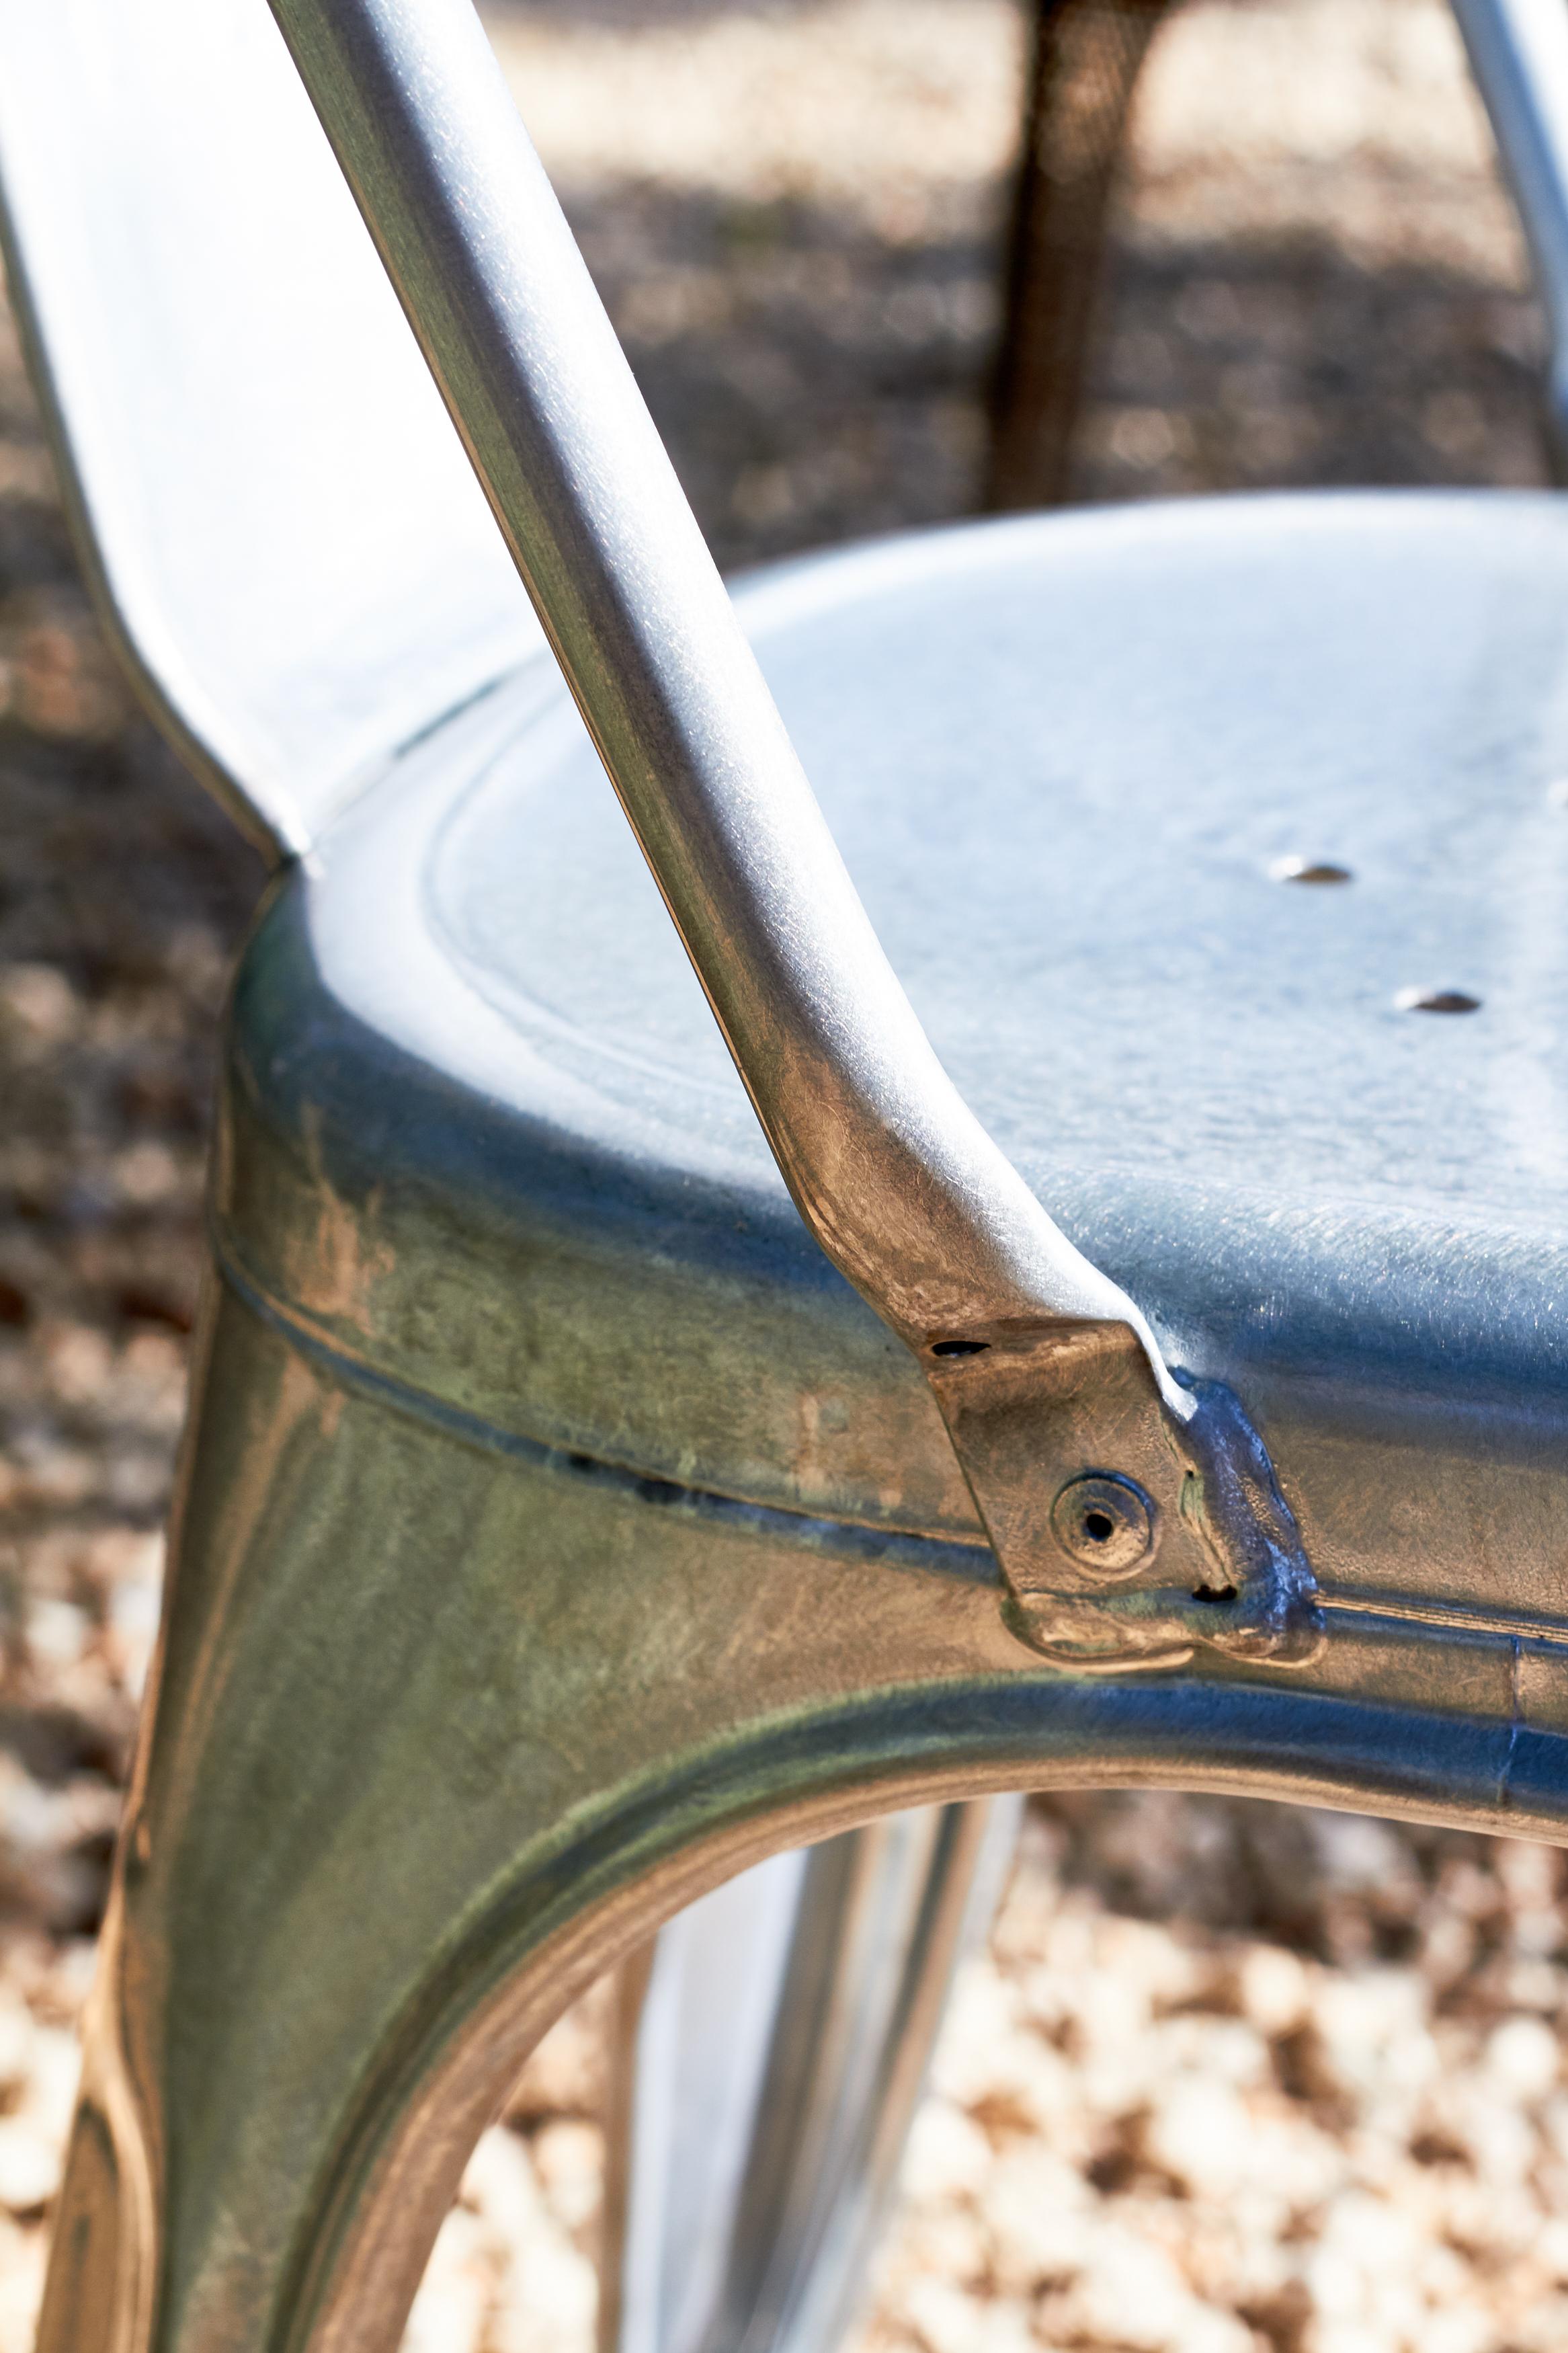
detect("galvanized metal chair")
(3, 1), (1568, 2349)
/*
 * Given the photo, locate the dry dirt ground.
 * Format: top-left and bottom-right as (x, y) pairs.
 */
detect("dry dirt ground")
(0, 0), (1565, 2348)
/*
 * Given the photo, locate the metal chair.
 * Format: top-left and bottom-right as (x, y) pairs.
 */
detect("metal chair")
(4, 1), (1568, 2348)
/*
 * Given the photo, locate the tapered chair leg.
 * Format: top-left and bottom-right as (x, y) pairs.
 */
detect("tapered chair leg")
(32, 1275), (1043, 2353)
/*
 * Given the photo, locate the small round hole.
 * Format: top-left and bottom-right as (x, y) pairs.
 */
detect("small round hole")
(1050, 1474), (1157, 1579)
(1192, 1583), (1239, 1604)
(930, 1339), (989, 1359)
(1394, 987), (1481, 1014)
(1269, 855), (1353, 885)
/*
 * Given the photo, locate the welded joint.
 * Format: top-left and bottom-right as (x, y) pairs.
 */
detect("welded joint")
(923, 1320), (1325, 1675)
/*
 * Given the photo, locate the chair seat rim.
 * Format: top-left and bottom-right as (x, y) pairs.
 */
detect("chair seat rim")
(221, 487), (1568, 1501)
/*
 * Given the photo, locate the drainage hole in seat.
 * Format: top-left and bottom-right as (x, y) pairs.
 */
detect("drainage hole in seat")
(1268, 855), (1352, 885)
(1192, 1583), (1239, 1604)
(1395, 987), (1481, 1014)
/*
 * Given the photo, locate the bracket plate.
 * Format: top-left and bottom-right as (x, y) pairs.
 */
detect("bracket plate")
(925, 1322), (1325, 1674)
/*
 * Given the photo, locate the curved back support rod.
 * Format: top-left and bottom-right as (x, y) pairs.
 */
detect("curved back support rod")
(265, 0), (1324, 1674)
(263, 0), (1147, 1362)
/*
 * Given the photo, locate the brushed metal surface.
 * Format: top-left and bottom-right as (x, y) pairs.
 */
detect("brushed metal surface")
(36, 1265), (1568, 2353)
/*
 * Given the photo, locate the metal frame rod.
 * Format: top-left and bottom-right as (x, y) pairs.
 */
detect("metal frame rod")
(262, 0), (1167, 1373)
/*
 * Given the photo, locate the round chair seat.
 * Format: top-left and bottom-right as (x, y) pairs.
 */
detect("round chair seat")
(224, 489), (1568, 1608)
(441, 489), (1568, 1228)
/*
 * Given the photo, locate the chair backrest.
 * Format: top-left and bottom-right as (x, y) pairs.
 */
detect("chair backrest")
(0, 0), (541, 857)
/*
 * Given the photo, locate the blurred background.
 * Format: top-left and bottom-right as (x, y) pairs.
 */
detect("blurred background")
(1, 0), (1567, 2348)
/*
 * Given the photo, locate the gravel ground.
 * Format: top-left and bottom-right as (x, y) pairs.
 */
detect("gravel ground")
(0, 1), (1563, 2348)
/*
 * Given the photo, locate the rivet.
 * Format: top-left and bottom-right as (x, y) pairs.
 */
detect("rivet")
(1050, 1473), (1157, 1579)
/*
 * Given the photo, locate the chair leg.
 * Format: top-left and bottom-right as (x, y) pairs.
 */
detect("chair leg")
(987, 0), (1179, 511)
(29, 1273), (1043, 2353)
(602, 1799), (1022, 2353)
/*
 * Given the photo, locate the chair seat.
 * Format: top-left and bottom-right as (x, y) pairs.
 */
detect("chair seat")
(222, 489), (1568, 1633)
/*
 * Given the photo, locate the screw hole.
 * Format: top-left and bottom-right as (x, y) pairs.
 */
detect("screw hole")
(1395, 988), (1481, 1014)
(930, 1339), (989, 1359)
(1051, 1474), (1157, 1578)
(1191, 1583), (1239, 1604)
(1269, 855), (1352, 885)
